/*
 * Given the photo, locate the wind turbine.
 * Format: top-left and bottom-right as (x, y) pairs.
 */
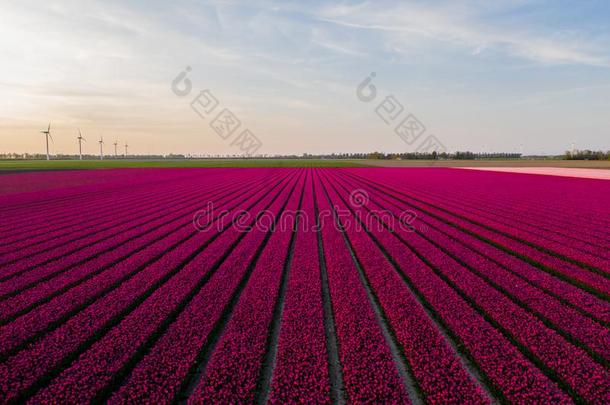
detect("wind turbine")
(77, 129), (86, 160)
(40, 123), (52, 160)
(113, 139), (118, 158)
(124, 142), (129, 157)
(98, 136), (105, 160)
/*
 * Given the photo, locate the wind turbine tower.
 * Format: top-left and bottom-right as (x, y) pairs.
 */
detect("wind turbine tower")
(99, 136), (105, 160)
(41, 123), (52, 160)
(124, 142), (129, 157)
(77, 130), (86, 160)
(113, 139), (118, 158)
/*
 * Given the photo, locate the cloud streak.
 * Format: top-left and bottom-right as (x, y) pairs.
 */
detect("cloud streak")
(314, 1), (610, 67)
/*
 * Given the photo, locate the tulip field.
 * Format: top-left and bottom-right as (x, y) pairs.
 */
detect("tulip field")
(0, 167), (608, 404)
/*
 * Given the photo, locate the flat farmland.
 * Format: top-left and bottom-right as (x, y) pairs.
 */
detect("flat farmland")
(0, 167), (608, 404)
(364, 159), (610, 169)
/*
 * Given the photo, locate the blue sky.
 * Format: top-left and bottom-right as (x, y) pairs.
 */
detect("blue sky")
(0, 0), (609, 155)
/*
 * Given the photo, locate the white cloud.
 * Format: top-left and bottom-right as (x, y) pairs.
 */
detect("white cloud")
(313, 1), (610, 67)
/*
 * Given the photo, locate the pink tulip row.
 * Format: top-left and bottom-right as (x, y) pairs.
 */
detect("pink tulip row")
(0, 173), (213, 257)
(0, 173), (234, 271)
(330, 170), (610, 403)
(0, 170), (190, 233)
(0, 170), (275, 291)
(381, 167), (610, 225)
(330, 170), (610, 349)
(28, 171), (301, 403)
(388, 170), (610, 247)
(351, 168), (610, 248)
(185, 171), (307, 403)
(0, 168), (142, 208)
(0, 167), (190, 198)
(398, 224), (609, 401)
(319, 171), (490, 404)
(314, 175), (411, 403)
(413, 196), (610, 296)
(0, 169), (240, 272)
(0, 189), (215, 295)
(427, 168), (610, 242)
(329, 174), (573, 403)
(0, 171), (266, 317)
(348, 168), (610, 269)
(413, 185), (610, 260)
(0, 169), (191, 231)
(0, 173), (270, 355)
(382, 198), (610, 360)
(351, 170), (610, 297)
(110, 170), (306, 404)
(407, 186), (610, 270)
(0, 167), (608, 403)
(0, 171), (293, 402)
(335, 170), (610, 323)
(0, 169), (257, 240)
(266, 173), (332, 404)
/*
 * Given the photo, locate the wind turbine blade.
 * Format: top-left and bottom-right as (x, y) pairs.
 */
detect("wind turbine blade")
(48, 133), (54, 144)
(48, 123), (51, 132)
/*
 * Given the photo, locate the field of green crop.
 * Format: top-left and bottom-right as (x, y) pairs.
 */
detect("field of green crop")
(1, 159), (608, 171)
(0, 159), (367, 171)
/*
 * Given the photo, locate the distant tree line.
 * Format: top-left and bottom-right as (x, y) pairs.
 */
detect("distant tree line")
(14, 151), (608, 161)
(301, 152), (522, 160)
(0, 153), (184, 160)
(1, 151), (522, 160)
(564, 150), (610, 160)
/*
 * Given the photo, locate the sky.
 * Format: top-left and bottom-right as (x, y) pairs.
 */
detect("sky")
(0, 0), (609, 156)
